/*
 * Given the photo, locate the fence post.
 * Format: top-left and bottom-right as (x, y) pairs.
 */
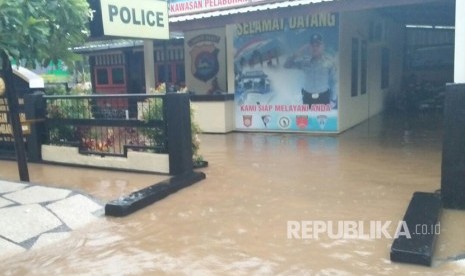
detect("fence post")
(164, 93), (193, 175)
(24, 92), (46, 162)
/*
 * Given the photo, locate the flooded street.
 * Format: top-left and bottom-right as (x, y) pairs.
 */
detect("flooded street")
(1, 111), (465, 275)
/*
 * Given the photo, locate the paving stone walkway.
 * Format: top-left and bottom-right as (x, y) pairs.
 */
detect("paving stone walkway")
(0, 180), (103, 259)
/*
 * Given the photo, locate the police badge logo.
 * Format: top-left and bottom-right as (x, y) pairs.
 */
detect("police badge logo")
(190, 44), (219, 82)
(278, 116), (291, 129)
(243, 115), (253, 127)
(317, 115), (328, 130)
(261, 115), (271, 127)
(296, 115), (309, 129)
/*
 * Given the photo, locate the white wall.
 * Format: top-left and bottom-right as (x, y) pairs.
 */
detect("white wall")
(338, 10), (404, 132)
(191, 100), (235, 133)
(42, 145), (170, 174)
(455, 0), (465, 83)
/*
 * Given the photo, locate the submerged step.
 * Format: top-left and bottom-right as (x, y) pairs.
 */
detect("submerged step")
(390, 192), (442, 266)
(105, 171), (206, 217)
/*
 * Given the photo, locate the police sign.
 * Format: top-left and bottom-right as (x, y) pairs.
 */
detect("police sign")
(98, 0), (169, 40)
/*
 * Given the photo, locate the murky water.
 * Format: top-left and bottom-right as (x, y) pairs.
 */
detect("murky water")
(1, 111), (465, 275)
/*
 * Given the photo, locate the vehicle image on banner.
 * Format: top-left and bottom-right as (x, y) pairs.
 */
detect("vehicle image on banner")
(236, 70), (271, 105)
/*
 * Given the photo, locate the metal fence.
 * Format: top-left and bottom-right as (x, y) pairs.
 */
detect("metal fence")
(44, 94), (167, 157)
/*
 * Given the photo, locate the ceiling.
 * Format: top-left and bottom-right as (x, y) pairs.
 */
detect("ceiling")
(378, 0), (455, 27)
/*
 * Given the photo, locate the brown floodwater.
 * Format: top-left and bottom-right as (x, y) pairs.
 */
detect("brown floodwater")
(1, 111), (465, 275)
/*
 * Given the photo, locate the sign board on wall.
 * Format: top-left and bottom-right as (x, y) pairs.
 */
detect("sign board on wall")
(233, 13), (339, 132)
(90, 0), (169, 40)
(0, 75), (30, 137)
(169, 0), (267, 16)
(184, 28), (227, 95)
(0, 98), (30, 138)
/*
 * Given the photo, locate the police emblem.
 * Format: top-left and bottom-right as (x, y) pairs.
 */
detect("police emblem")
(317, 115), (327, 129)
(190, 44), (219, 82)
(243, 115), (253, 127)
(261, 115), (271, 127)
(296, 115), (309, 129)
(278, 116), (291, 129)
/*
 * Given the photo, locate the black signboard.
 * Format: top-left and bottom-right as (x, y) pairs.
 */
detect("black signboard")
(88, 0), (104, 39)
(1, 53), (29, 181)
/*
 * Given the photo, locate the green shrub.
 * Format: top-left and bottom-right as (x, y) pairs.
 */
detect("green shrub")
(141, 97), (202, 160)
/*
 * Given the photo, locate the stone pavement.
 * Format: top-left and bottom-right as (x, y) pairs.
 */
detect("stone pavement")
(0, 179), (103, 260)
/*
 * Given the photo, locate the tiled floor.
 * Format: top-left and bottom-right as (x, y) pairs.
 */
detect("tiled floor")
(0, 180), (103, 260)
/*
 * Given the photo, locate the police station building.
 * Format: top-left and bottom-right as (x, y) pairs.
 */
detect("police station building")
(81, 0), (459, 134)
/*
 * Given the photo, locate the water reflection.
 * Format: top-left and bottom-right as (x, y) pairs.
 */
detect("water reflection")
(1, 112), (464, 275)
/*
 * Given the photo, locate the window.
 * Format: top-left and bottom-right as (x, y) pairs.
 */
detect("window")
(96, 68), (109, 85)
(351, 38), (359, 97)
(157, 64), (172, 84)
(112, 68), (125, 84)
(156, 62), (185, 85)
(361, 40), (367, 95)
(175, 63), (185, 84)
(94, 66), (126, 87)
(381, 48), (390, 89)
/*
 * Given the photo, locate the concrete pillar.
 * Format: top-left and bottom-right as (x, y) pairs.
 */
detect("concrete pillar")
(441, 83), (465, 210)
(144, 40), (156, 94)
(440, 0), (465, 210)
(165, 93), (193, 175)
(455, 0), (465, 83)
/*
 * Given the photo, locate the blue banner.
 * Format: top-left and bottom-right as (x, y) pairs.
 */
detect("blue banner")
(233, 13), (339, 132)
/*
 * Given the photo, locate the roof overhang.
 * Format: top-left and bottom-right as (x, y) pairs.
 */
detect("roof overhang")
(74, 0), (454, 54)
(73, 40), (144, 54)
(13, 67), (44, 89)
(169, 0), (454, 32)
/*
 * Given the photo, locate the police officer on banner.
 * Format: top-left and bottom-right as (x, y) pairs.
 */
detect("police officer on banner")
(285, 33), (338, 109)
